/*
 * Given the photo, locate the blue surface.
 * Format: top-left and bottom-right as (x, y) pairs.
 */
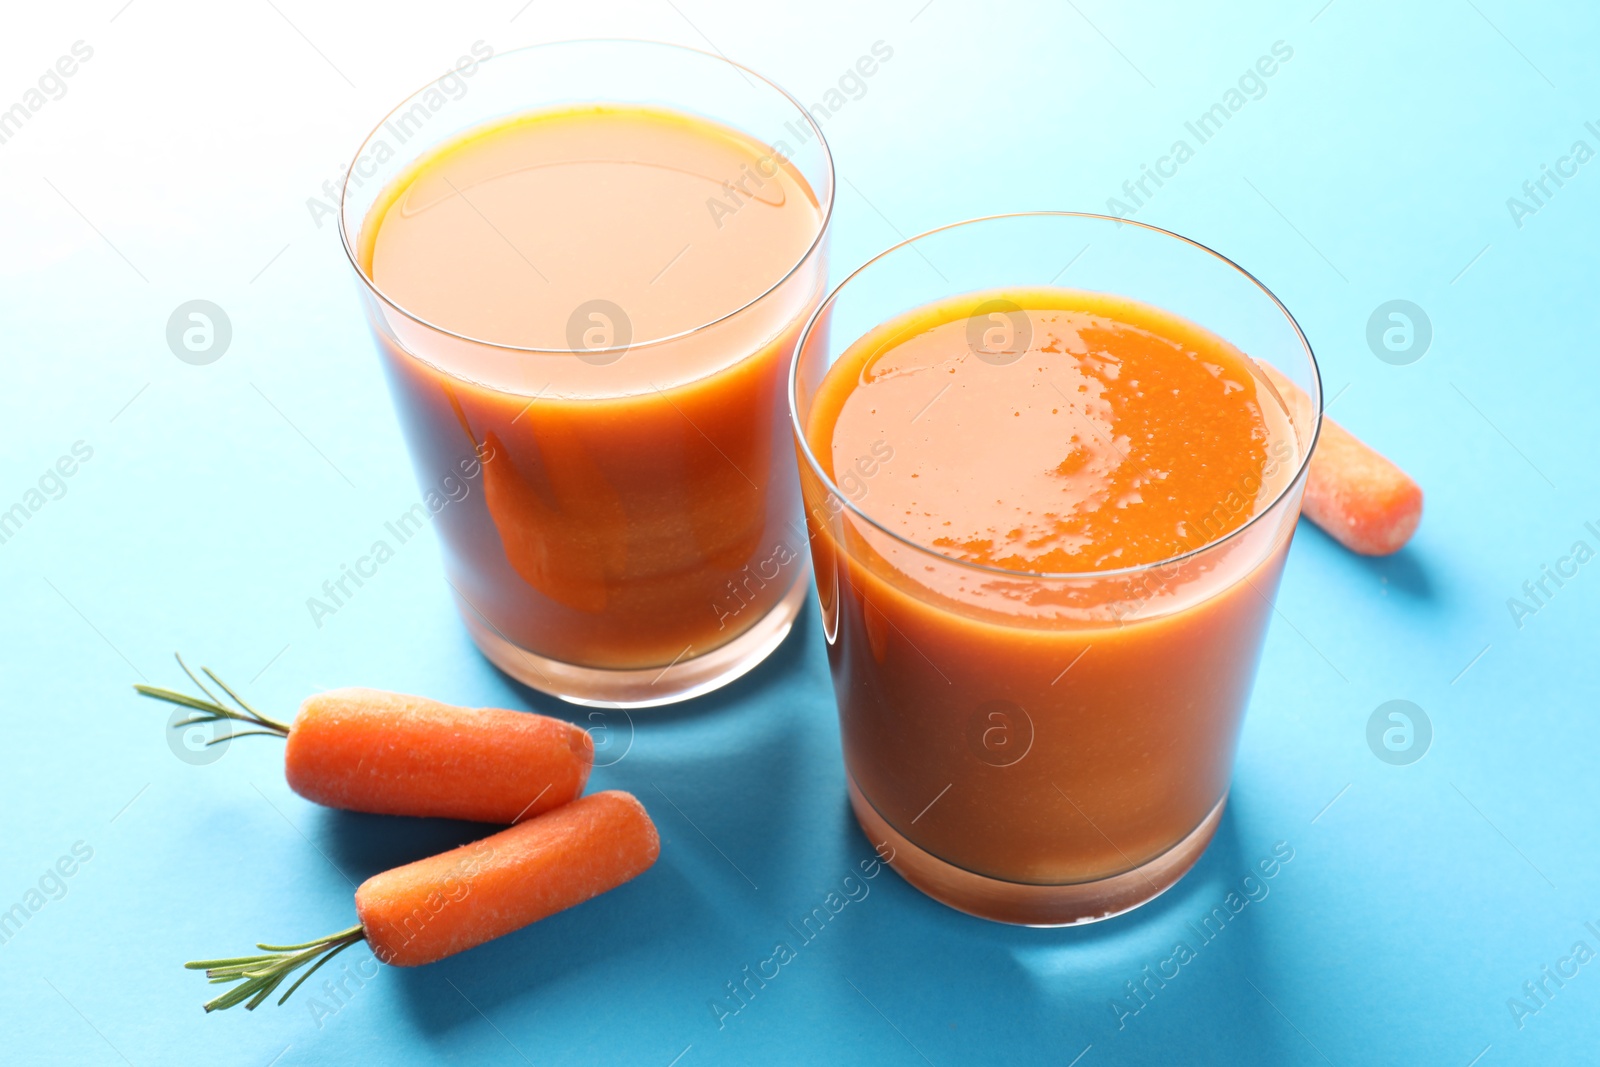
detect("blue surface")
(2, 1), (1597, 1064)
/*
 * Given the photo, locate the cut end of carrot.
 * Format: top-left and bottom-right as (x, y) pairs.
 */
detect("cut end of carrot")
(1302, 417), (1423, 556)
(544, 725), (597, 822)
(1252, 358), (1422, 557)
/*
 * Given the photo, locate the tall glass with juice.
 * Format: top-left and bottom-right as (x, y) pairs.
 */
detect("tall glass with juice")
(340, 41), (833, 706)
(790, 213), (1320, 924)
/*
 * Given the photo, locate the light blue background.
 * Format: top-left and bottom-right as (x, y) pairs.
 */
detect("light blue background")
(2, 1), (1596, 1063)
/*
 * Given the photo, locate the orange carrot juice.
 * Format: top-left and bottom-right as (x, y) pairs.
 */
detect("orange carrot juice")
(797, 285), (1309, 923)
(348, 82), (830, 703)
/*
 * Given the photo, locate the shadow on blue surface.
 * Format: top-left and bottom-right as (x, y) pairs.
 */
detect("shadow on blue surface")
(330, 633), (822, 1034)
(819, 803), (1310, 1064)
(251, 598), (1324, 1061)
(482, 585), (823, 728)
(1302, 521), (1438, 601)
(317, 809), (487, 880)
(389, 855), (713, 1038)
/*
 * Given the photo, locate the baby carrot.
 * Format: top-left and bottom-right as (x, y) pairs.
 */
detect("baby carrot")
(135, 657), (592, 824)
(1255, 362), (1423, 556)
(186, 791), (660, 1011)
(360, 790), (660, 966)
(1300, 417), (1423, 556)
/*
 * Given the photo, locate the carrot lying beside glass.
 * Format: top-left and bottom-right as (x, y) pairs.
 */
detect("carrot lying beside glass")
(1299, 416), (1424, 556)
(1256, 360), (1424, 556)
(135, 657), (592, 823)
(189, 791), (660, 1011)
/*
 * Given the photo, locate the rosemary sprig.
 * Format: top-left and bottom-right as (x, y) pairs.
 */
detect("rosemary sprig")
(134, 653), (291, 743)
(186, 924), (366, 1012)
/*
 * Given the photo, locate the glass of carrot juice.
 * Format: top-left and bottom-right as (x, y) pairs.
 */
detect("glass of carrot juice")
(339, 41), (833, 707)
(790, 213), (1321, 924)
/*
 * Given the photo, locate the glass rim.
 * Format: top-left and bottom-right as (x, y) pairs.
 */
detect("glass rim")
(337, 37), (837, 356)
(788, 210), (1324, 584)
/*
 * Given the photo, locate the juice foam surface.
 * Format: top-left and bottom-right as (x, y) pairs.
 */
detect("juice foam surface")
(810, 289), (1297, 573)
(365, 106), (822, 350)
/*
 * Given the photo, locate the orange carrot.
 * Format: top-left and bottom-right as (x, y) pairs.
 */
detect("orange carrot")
(185, 791), (659, 1011)
(1301, 417), (1423, 556)
(285, 688), (591, 824)
(1255, 362), (1423, 556)
(359, 790), (660, 966)
(136, 659), (592, 824)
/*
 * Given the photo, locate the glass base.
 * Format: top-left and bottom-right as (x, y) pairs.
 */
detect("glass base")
(847, 774), (1226, 926)
(455, 572), (809, 708)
